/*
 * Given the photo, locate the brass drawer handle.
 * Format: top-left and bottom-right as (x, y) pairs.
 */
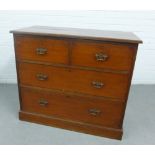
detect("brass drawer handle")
(36, 73), (48, 81)
(95, 53), (108, 61)
(38, 99), (48, 106)
(89, 109), (101, 116)
(92, 81), (104, 89)
(36, 48), (47, 55)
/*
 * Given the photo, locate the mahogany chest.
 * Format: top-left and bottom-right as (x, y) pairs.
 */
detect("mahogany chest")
(11, 26), (142, 140)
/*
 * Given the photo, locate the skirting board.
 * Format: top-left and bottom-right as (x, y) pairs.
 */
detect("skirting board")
(19, 111), (123, 140)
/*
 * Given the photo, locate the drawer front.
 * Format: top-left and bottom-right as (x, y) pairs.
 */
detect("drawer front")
(20, 87), (124, 128)
(72, 40), (136, 71)
(18, 63), (129, 99)
(14, 35), (69, 64)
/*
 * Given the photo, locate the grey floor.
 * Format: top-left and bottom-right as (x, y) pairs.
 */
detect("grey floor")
(0, 84), (155, 145)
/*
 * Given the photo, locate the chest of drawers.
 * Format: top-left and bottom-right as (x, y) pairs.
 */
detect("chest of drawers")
(11, 26), (142, 140)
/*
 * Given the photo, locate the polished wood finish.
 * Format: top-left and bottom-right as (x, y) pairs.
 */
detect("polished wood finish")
(20, 87), (124, 128)
(11, 26), (142, 140)
(18, 62), (129, 99)
(19, 111), (123, 139)
(10, 26), (142, 44)
(15, 35), (69, 64)
(72, 40), (136, 71)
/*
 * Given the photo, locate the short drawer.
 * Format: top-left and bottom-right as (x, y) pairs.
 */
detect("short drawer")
(20, 87), (124, 128)
(72, 40), (136, 71)
(14, 35), (69, 64)
(18, 62), (129, 99)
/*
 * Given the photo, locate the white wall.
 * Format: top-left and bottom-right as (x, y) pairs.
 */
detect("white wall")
(0, 11), (155, 84)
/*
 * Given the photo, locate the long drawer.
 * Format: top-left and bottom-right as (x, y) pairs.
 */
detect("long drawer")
(18, 62), (129, 99)
(14, 35), (69, 64)
(20, 87), (124, 128)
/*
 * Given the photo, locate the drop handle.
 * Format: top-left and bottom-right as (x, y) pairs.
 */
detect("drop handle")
(38, 99), (48, 106)
(92, 81), (104, 89)
(95, 53), (108, 61)
(88, 109), (101, 116)
(36, 73), (48, 81)
(36, 48), (47, 55)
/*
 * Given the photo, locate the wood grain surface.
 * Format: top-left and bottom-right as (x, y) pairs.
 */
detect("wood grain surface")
(11, 26), (142, 43)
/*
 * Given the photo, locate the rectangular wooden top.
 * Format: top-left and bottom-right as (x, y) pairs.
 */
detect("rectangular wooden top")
(10, 26), (142, 44)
